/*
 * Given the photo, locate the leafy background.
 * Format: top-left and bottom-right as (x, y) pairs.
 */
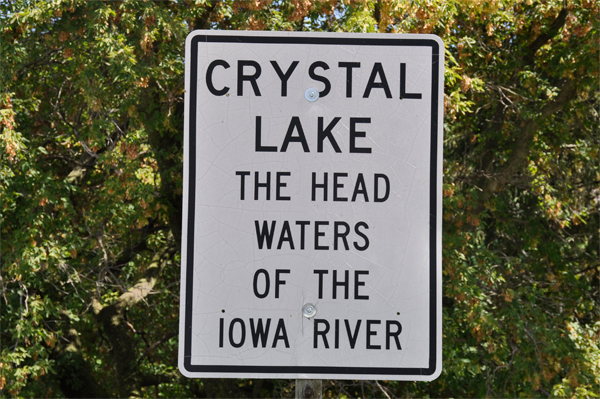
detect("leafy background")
(1, 0), (598, 397)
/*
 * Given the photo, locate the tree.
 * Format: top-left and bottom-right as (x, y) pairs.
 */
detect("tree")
(1, 0), (598, 397)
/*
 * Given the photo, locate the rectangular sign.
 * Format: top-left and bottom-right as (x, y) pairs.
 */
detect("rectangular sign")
(179, 30), (443, 380)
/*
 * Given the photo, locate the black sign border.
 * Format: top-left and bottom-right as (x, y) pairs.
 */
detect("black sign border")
(182, 33), (441, 378)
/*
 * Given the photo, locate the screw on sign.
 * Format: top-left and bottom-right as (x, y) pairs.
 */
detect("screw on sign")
(179, 30), (443, 381)
(302, 303), (317, 318)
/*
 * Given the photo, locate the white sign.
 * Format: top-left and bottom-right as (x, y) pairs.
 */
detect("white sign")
(179, 30), (443, 381)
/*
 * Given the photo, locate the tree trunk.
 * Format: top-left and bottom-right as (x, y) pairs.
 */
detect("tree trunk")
(295, 379), (322, 399)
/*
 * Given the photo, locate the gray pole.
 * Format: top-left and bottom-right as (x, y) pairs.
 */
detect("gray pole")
(295, 379), (322, 399)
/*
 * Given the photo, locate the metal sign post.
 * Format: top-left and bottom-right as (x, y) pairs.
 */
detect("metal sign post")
(179, 30), (444, 381)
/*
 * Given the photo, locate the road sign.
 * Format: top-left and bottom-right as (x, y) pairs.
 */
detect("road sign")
(179, 30), (443, 381)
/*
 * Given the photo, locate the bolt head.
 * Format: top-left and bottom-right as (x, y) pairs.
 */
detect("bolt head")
(304, 87), (319, 102)
(302, 303), (317, 318)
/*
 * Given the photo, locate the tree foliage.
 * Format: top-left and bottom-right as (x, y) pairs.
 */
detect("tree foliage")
(1, 0), (598, 397)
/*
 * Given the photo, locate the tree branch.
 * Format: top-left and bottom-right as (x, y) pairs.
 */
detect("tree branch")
(64, 123), (127, 185)
(141, 331), (177, 361)
(523, 8), (569, 66)
(482, 79), (577, 194)
(111, 218), (168, 270)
